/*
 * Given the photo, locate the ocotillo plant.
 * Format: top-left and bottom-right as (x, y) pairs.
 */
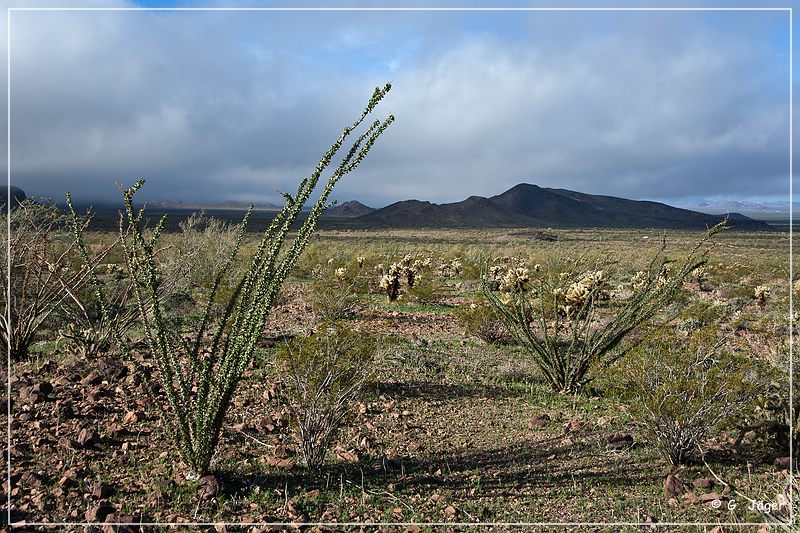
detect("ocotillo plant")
(66, 83), (394, 477)
(484, 220), (728, 394)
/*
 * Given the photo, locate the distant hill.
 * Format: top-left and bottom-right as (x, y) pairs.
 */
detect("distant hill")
(355, 183), (774, 231)
(153, 199), (282, 210)
(1, 186), (27, 210)
(682, 199), (797, 222)
(325, 200), (375, 218)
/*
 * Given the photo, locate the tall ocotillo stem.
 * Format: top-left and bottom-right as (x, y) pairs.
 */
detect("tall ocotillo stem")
(67, 83), (394, 476)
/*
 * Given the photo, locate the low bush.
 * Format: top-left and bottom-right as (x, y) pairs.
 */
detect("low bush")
(454, 297), (510, 345)
(2, 200), (98, 360)
(160, 211), (247, 303)
(612, 329), (758, 466)
(309, 259), (364, 321)
(275, 323), (376, 470)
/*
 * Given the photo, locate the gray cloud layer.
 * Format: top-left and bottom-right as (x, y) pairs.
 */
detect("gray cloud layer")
(2, 3), (793, 207)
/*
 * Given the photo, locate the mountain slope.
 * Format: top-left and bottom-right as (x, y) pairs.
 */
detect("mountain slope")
(324, 200), (375, 217)
(355, 183), (774, 231)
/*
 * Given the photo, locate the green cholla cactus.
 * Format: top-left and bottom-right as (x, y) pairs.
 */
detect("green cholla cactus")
(66, 83), (394, 477)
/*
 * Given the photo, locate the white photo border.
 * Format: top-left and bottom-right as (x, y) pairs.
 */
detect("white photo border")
(5, 4), (794, 529)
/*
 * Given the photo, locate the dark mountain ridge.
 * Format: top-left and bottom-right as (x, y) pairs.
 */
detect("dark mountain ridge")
(324, 200), (375, 217)
(355, 183), (774, 231)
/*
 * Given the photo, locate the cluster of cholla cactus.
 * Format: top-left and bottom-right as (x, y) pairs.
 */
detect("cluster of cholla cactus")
(753, 285), (770, 305)
(630, 270), (648, 292)
(501, 267), (533, 293)
(379, 263), (403, 302)
(484, 257), (538, 294)
(438, 258), (463, 278)
(377, 253), (432, 302)
(399, 253), (430, 287)
(555, 270), (608, 318)
(690, 267), (707, 287)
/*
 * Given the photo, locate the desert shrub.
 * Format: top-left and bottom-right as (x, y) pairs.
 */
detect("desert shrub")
(613, 329), (758, 466)
(454, 297), (510, 345)
(57, 214), (210, 359)
(484, 222), (726, 394)
(66, 84), (394, 477)
(160, 211), (246, 302)
(402, 255), (443, 304)
(309, 259), (363, 321)
(276, 323), (376, 469)
(57, 264), (135, 358)
(1, 199), (98, 360)
(748, 339), (799, 458)
(405, 277), (445, 305)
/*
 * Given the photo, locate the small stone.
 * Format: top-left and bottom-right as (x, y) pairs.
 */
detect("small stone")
(87, 388), (103, 403)
(667, 497), (678, 507)
(336, 449), (359, 464)
(696, 492), (725, 504)
(58, 474), (77, 488)
(266, 456), (294, 470)
(693, 478), (714, 490)
(56, 401), (75, 419)
(77, 428), (99, 448)
(664, 474), (685, 499)
(528, 414), (551, 429)
(273, 445), (288, 458)
(20, 472), (43, 489)
(774, 456), (790, 470)
(92, 482), (112, 499)
(198, 474), (221, 500)
(32, 382), (53, 397)
(444, 505), (457, 517)
(681, 491), (699, 505)
(564, 420), (586, 433)
(85, 502), (115, 522)
(81, 371), (102, 386)
(102, 514), (135, 533)
(106, 422), (125, 436)
(606, 432), (634, 450)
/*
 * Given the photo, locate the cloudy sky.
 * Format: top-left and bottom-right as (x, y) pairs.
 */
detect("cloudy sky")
(2, 0), (796, 208)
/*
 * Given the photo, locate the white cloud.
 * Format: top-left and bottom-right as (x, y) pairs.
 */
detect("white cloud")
(2, 5), (791, 206)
